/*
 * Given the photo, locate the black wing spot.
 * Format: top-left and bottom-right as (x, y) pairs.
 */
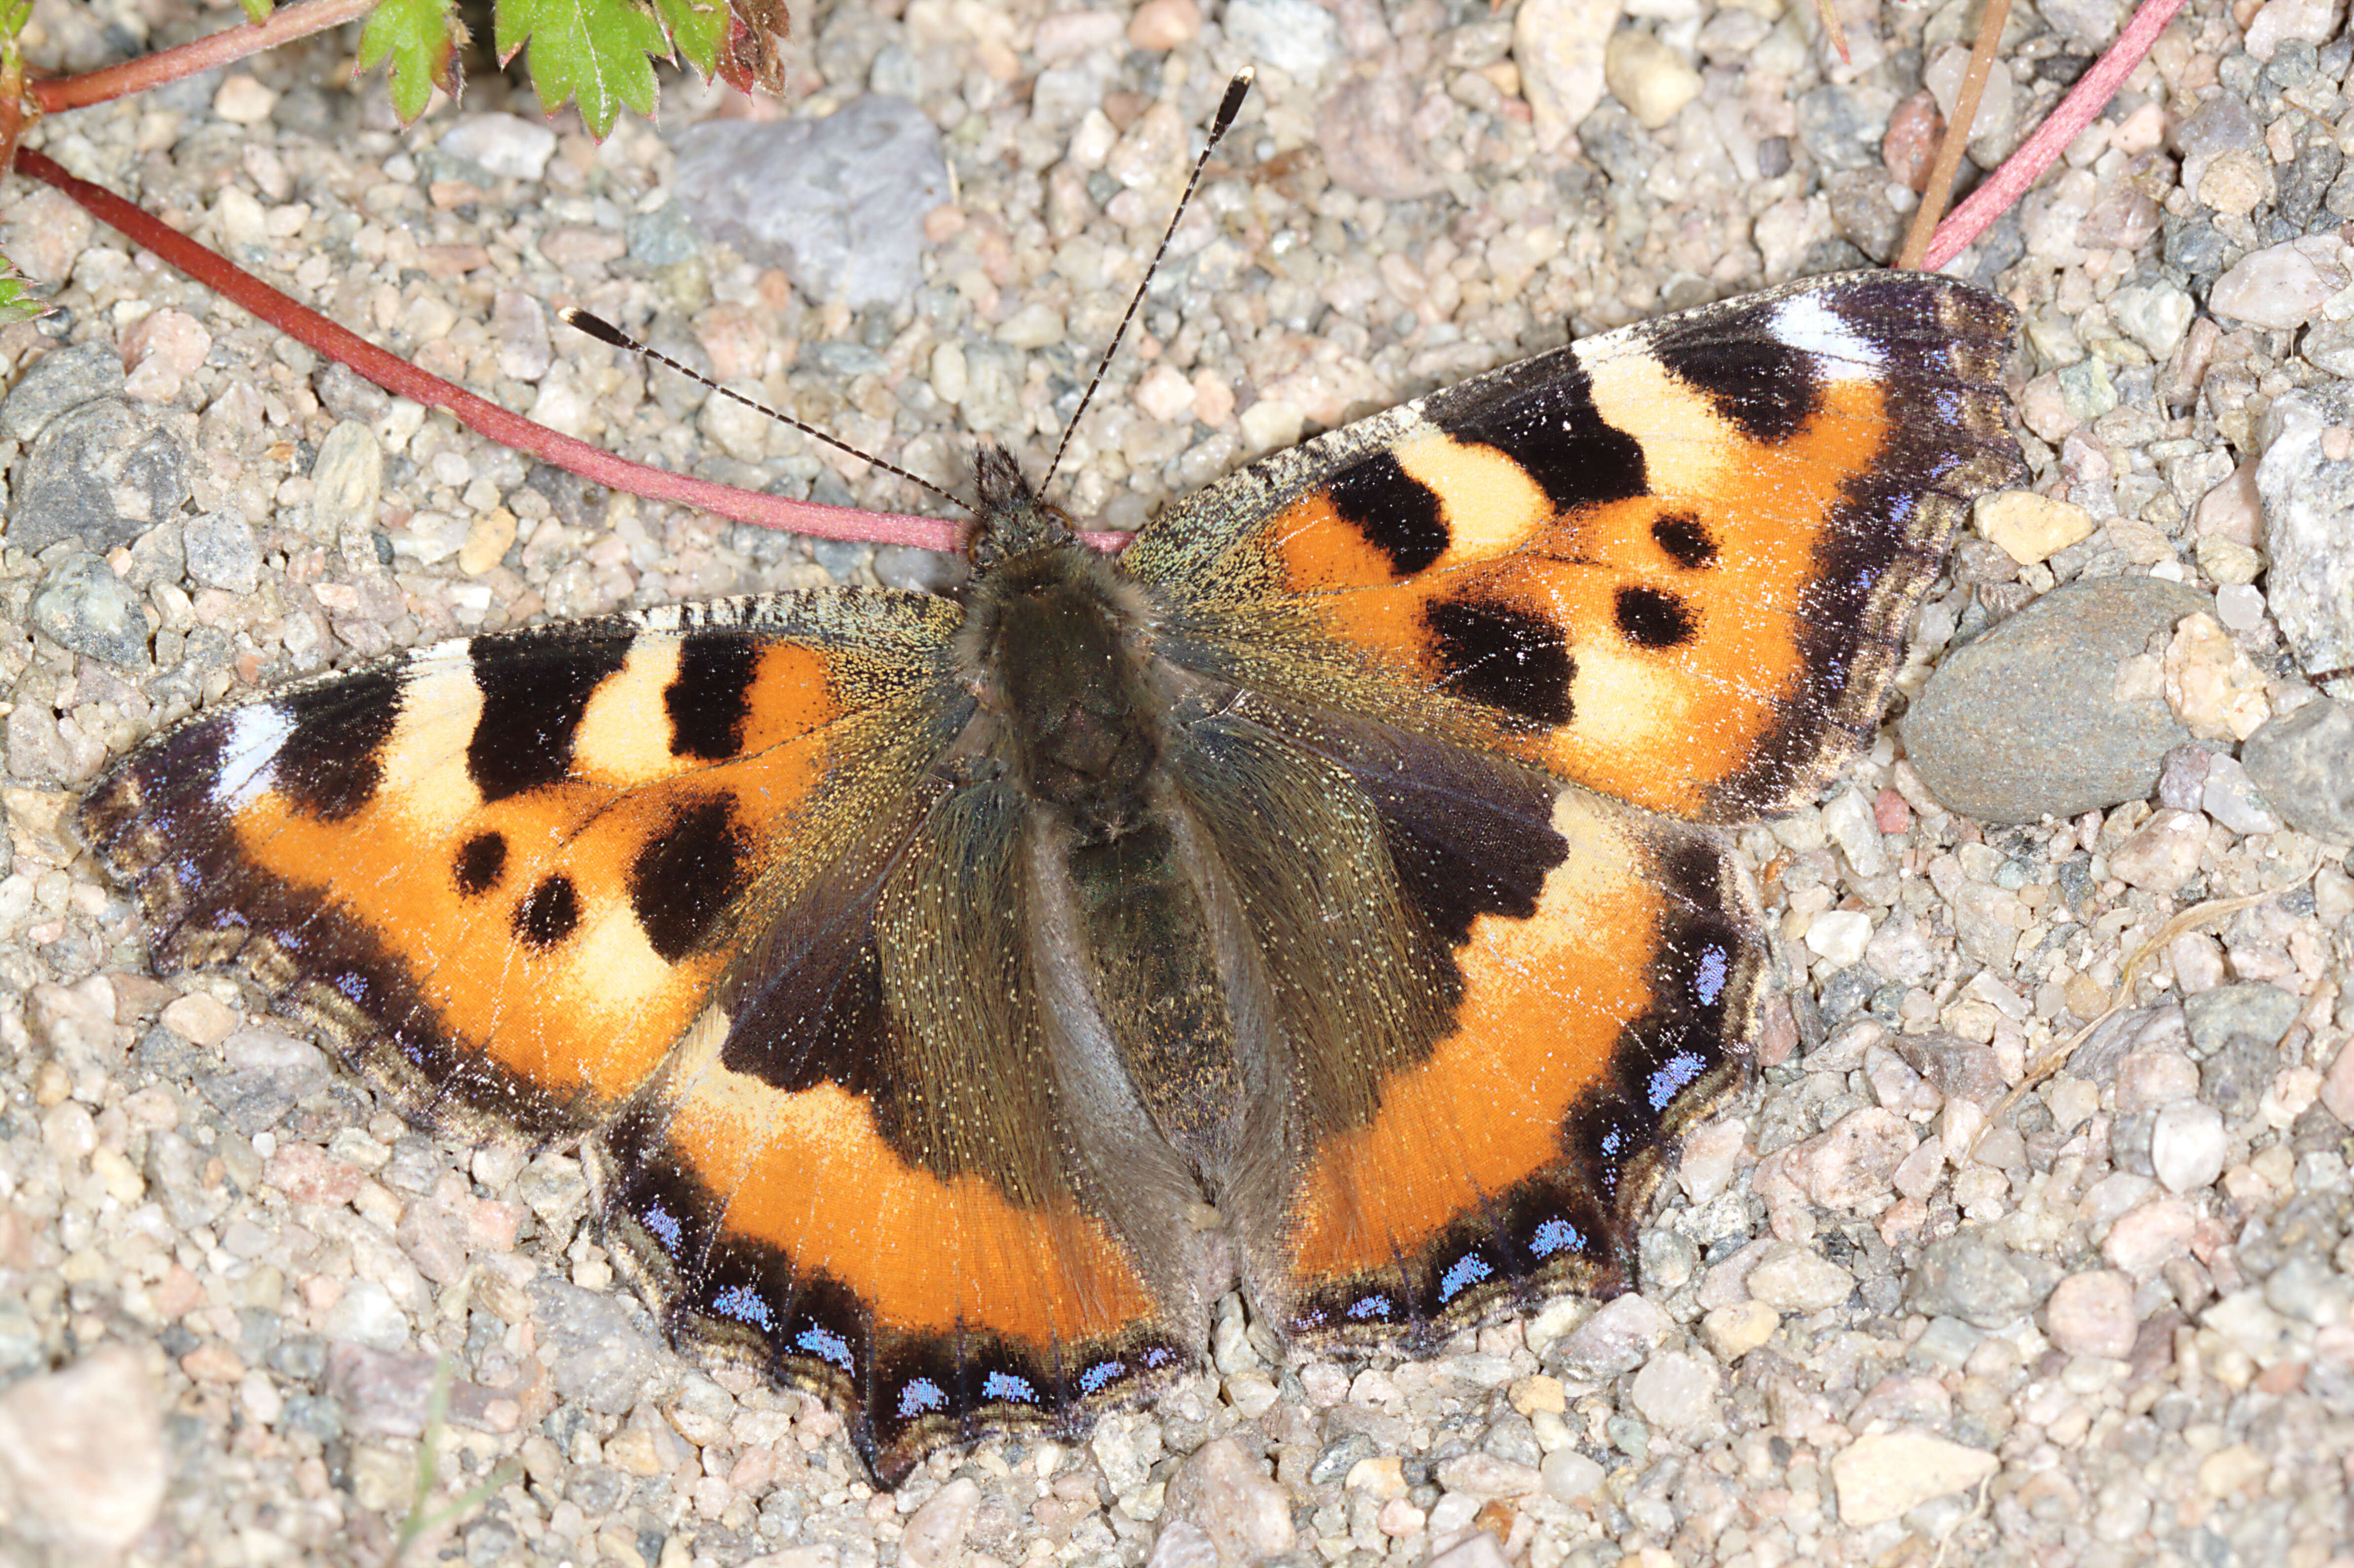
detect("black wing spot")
(1440, 373), (1646, 513)
(515, 873), (582, 948)
(1325, 451), (1448, 576)
(630, 795), (751, 963)
(455, 831), (507, 897)
(466, 637), (630, 802)
(1651, 512), (1718, 570)
(1616, 587), (1698, 650)
(667, 637), (760, 761)
(275, 666), (402, 821)
(1652, 299), (1826, 446)
(1425, 598), (1577, 726)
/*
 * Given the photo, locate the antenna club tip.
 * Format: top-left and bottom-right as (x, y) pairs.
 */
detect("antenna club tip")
(1217, 70), (1253, 122)
(561, 307), (628, 347)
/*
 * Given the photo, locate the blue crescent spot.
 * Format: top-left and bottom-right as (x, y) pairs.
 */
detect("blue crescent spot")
(981, 1371), (1039, 1405)
(336, 971), (369, 1004)
(1601, 1127), (1624, 1158)
(1694, 944), (1727, 1006)
(710, 1284), (775, 1330)
(1144, 1345), (1178, 1369)
(1530, 1217), (1585, 1257)
(1438, 1253), (1492, 1302)
(640, 1202), (683, 1253)
(1078, 1358), (1128, 1395)
(795, 1324), (853, 1370)
(895, 1378), (948, 1419)
(1647, 1049), (1709, 1112)
(1347, 1294), (1394, 1321)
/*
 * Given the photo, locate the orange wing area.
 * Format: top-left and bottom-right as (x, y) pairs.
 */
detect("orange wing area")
(1273, 782), (1760, 1338)
(1130, 272), (2022, 822)
(79, 597), (953, 1134)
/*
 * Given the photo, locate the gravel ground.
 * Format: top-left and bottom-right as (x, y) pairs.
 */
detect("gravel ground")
(4, 0), (2354, 1564)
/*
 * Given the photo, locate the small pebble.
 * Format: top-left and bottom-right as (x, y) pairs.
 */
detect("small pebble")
(2208, 236), (2347, 329)
(439, 113), (558, 180)
(1128, 0), (1203, 49)
(1604, 30), (1702, 130)
(28, 553), (150, 667)
(2163, 612), (2271, 742)
(1746, 1242), (1854, 1313)
(1829, 1431), (1999, 1528)
(1516, 0), (1623, 149)
(0, 1348), (168, 1553)
(2106, 809), (2208, 895)
(1700, 1301), (1779, 1361)
(1974, 490), (2095, 565)
(212, 75), (279, 126)
(2151, 1101), (2229, 1192)
(2043, 1269), (2140, 1358)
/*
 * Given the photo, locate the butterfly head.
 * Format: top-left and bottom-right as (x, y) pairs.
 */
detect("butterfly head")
(965, 442), (1077, 573)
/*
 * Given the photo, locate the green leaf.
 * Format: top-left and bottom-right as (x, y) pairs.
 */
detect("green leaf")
(495, 0), (670, 139)
(356, 0), (465, 127)
(651, 0), (726, 81)
(237, 0), (275, 22)
(0, 268), (41, 327)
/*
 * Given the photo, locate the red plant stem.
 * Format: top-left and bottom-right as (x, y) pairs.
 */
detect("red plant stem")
(1924, 0), (2188, 271)
(30, 0), (377, 114)
(9, 146), (1036, 554)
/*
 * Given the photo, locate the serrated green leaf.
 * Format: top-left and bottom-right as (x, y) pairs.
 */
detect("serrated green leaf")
(0, 269), (41, 327)
(495, 0), (670, 139)
(652, 0), (726, 81)
(356, 0), (464, 126)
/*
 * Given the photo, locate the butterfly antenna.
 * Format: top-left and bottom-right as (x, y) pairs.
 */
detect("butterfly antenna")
(1041, 69), (1253, 491)
(558, 308), (964, 509)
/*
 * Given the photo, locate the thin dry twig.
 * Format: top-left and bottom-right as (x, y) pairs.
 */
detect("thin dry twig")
(1923, 0), (2190, 270)
(1897, 0), (2012, 271)
(1960, 891), (2277, 1164)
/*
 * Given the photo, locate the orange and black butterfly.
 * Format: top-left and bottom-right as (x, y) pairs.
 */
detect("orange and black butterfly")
(79, 266), (2019, 1483)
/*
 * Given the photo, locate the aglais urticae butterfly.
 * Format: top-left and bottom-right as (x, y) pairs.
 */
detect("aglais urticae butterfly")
(76, 258), (2021, 1482)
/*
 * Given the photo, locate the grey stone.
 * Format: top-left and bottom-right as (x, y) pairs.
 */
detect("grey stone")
(11, 398), (193, 552)
(0, 340), (125, 443)
(2257, 390), (2354, 696)
(314, 361), (391, 426)
(28, 553), (150, 667)
(2175, 94), (2267, 202)
(671, 98), (949, 309)
(1905, 1231), (2058, 1329)
(1794, 84), (1891, 170)
(2241, 701), (2354, 842)
(626, 202), (704, 268)
(183, 510), (263, 595)
(325, 1344), (502, 1437)
(1553, 1292), (1671, 1377)
(528, 1277), (660, 1415)
(1903, 577), (2212, 822)
(2183, 982), (2303, 1056)
(2201, 1032), (2278, 1118)
(437, 112), (557, 180)
(1308, 1431), (1376, 1485)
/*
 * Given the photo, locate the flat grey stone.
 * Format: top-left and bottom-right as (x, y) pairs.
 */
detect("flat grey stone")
(1905, 1231), (2058, 1329)
(0, 340), (124, 444)
(28, 553), (150, 667)
(671, 97), (948, 309)
(528, 1277), (660, 1416)
(11, 398), (193, 553)
(2184, 982), (2303, 1056)
(2241, 699), (2354, 843)
(1903, 576), (2212, 822)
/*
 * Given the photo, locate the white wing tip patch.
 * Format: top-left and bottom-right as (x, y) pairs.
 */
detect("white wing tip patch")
(215, 701), (295, 812)
(1772, 294), (1884, 377)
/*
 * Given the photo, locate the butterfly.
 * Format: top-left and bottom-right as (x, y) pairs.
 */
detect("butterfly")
(77, 267), (2021, 1485)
